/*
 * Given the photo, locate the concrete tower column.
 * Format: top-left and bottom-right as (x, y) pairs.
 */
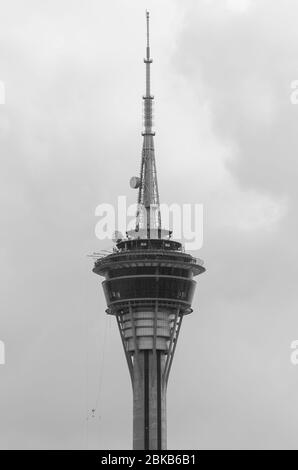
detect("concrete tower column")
(133, 350), (167, 450)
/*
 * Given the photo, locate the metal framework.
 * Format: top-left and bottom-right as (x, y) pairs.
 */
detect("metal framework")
(115, 302), (184, 389)
(135, 11), (161, 235)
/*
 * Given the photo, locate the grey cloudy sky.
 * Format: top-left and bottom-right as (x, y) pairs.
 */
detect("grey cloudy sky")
(0, 0), (298, 449)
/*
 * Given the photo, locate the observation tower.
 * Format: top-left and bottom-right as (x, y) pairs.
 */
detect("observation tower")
(93, 11), (205, 450)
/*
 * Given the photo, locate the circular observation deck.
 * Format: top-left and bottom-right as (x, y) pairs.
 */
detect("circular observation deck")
(93, 238), (205, 316)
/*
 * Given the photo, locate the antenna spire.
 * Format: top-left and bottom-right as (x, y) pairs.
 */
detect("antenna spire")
(134, 11), (161, 237)
(144, 10), (153, 128)
(146, 10), (150, 59)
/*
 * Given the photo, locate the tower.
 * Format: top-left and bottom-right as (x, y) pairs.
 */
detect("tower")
(93, 12), (205, 450)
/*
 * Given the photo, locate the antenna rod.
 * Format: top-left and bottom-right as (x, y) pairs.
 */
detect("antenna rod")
(144, 10), (153, 133)
(146, 10), (150, 60)
(135, 11), (161, 235)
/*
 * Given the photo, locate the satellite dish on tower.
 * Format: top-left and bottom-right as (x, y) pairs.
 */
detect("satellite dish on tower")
(130, 176), (141, 189)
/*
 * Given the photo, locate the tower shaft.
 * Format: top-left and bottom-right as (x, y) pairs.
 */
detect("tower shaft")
(133, 350), (166, 449)
(115, 302), (184, 450)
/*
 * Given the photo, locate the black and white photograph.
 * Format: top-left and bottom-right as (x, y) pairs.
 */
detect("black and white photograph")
(0, 0), (298, 453)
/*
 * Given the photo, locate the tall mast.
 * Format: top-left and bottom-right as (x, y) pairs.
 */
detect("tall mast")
(135, 10), (161, 237)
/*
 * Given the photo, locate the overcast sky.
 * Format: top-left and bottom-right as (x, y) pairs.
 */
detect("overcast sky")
(1, 0), (298, 449)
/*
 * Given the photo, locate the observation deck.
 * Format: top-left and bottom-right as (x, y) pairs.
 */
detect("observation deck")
(93, 238), (205, 317)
